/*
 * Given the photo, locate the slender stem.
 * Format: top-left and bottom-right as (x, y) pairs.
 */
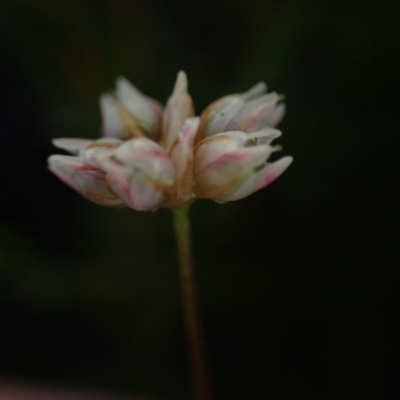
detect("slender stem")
(173, 204), (212, 400)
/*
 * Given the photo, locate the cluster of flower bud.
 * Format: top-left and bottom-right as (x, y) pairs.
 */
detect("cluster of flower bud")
(48, 72), (293, 211)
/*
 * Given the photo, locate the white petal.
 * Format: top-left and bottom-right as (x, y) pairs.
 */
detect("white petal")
(162, 71), (194, 151)
(48, 154), (122, 206)
(267, 103), (286, 127)
(48, 155), (82, 190)
(215, 156), (293, 202)
(240, 82), (267, 100)
(246, 128), (281, 145)
(74, 168), (124, 206)
(194, 131), (248, 171)
(194, 135), (273, 200)
(100, 94), (124, 138)
(225, 93), (279, 132)
(111, 137), (169, 171)
(79, 138), (122, 168)
(253, 156), (293, 192)
(100, 138), (177, 211)
(116, 77), (162, 138)
(196, 95), (244, 142)
(106, 164), (166, 211)
(172, 70), (188, 94)
(52, 138), (93, 155)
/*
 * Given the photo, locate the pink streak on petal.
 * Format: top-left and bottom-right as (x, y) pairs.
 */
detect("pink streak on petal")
(256, 156), (293, 190)
(47, 155), (83, 191)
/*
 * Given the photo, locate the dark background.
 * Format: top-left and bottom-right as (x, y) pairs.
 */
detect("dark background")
(0, 0), (399, 399)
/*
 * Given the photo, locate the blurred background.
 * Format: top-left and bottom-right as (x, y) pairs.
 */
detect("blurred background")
(0, 0), (399, 399)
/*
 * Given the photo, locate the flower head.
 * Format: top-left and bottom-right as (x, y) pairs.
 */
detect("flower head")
(48, 73), (292, 210)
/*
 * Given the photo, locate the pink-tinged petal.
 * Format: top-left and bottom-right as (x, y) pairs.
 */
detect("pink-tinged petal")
(193, 125), (291, 202)
(194, 131), (274, 200)
(194, 145), (272, 200)
(225, 92), (280, 132)
(162, 71), (194, 151)
(253, 156), (293, 192)
(115, 77), (163, 139)
(267, 103), (286, 128)
(105, 163), (168, 211)
(110, 137), (170, 171)
(240, 81), (267, 100)
(52, 138), (94, 155)
(100, 94), (124, 138)
(246, 128), (282, 146)
(196, 95), (244, 142)
(198, 81), (285, 144)
(101, 93), (145, 139)
(194, 129), (278, 170)
(74, 167), (124, 206)
(99, 138), (177, 211)
(218, 157), (293, 203)
(48, 155), (81, 191)
(168, 117), (199, 201)
(79, 138), (123, 168)
(194, 131), (248, 171)
(216, 156), (293, 202)
(48, 155), (123, 206)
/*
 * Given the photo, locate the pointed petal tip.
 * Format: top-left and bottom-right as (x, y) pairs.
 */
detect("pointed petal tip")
(99, 93), (118, 111)
(261, 155), (293, 186)
(185, 116), (200, 128)
(241, 81), (267, 100)
(51, 138), (93, 154)
(246, 128), (283, 146)
(269, 103), (286, 127)
(259, 127), (282, 136)
(177, 70), (187, 78)
(253, 81), (267, 92)
(115, 76), (142, 97)
(47, 155), (81, 191)
(173, 70), (188, 93)
(115, 75), (129, 86)
(51, 138), (60, 147)
(279, 155), (294, 168)
(48, 154), (76, 165)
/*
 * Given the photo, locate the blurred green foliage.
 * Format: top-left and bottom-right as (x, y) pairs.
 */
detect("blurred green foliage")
(0, 0), (399, 399)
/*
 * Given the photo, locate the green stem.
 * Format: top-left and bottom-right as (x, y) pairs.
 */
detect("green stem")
(173, 204), (212, 400)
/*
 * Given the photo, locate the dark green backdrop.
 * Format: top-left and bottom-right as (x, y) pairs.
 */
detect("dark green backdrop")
(0, 0), (399, 399)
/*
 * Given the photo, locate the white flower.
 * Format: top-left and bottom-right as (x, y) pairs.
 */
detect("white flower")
(48, 73), (292, 210)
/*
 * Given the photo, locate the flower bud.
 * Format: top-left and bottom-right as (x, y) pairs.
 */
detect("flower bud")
(194, 129), (293, 202)
(196, 82), (285, 142)
(48, 153), (123, 207)
(98, 137), (177, 211)
(100, 77), (163, 140)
